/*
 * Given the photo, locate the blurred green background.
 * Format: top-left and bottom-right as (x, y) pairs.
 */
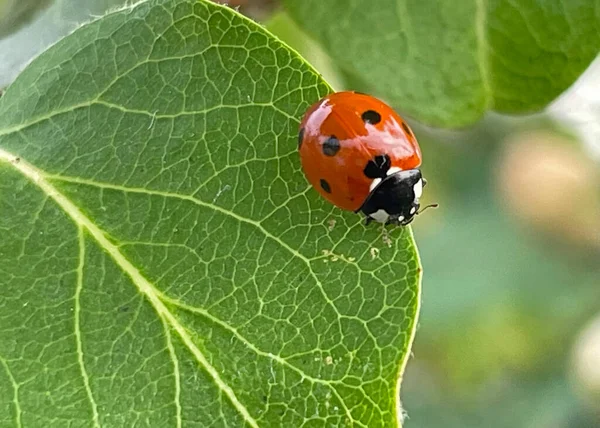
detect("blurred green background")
(2, 0), (599, 427)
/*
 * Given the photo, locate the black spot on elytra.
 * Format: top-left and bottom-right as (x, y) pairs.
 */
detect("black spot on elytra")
(322, 136), (340, 156)
(363, 154), (391, 179)
(401, 121), (412, 135)
(298, 127), (305, 148)
(320, 179), (331, 193)
(361, 110), (381, 125)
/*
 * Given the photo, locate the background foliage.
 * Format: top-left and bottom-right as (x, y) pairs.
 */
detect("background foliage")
(283, 0), (600, 127)
(1, 0), (600, 427)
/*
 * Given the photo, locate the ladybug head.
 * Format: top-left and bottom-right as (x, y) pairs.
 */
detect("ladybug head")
(359, 169), (437, 226)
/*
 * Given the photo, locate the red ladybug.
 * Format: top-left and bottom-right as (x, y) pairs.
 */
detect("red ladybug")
(298, 91), (436, 225)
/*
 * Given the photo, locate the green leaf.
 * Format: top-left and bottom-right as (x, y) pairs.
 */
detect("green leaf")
(264, 11), (346, 92)
(282, 0), (600, 127)
(0, 0), (421, 426)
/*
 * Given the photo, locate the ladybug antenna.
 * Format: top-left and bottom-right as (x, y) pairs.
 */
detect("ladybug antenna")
(416, 203), (439, 215)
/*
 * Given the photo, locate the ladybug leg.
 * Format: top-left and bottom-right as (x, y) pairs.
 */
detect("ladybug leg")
(386, 214), (400, 226)
(364, 215), (374, 226)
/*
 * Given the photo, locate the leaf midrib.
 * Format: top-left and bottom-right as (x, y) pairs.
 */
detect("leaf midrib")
(55, 175), (381, 422)
(0, 148), (384, 426)
(51, 175), (397, 422)
(0, 148), (260, 428)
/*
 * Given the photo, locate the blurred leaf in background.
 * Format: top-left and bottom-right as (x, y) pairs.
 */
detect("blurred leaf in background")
(210, 0), (277, 21)
(0, 0), (131, 88)
(282, 0), (600, 128)
(0, 0), (53, 39)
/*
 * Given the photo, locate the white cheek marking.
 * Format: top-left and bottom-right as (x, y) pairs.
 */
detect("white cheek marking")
(387, 166), (401, 176)
(369, 178), (382, 191)
(413, 179), (423, 199)
(410, 207), (416, 214)
(370, 209), (390, 223)
(398, 215), (405, 222)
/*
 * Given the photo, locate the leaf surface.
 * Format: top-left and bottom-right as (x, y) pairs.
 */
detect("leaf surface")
(283, 0), (600, 127)
(0, 0), (421, 426)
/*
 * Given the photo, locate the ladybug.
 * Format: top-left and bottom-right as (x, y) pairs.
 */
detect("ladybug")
(298, 91), (436, 226)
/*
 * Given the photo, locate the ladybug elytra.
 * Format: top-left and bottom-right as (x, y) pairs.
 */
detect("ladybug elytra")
(298, 91), (436, 226)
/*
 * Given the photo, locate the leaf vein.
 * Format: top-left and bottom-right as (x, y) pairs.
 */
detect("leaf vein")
(159, 294), (356, 424)
(45, 174), (350, 318)
(0, 356), (22, 428)
(162, 320), (182, 428)
(75, 228), (101, 428)
(0, 149), (260, 428)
